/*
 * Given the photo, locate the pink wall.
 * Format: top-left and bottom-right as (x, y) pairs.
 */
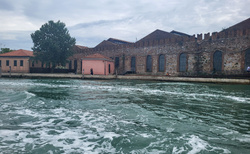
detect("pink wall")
(82, 60), (114, 75)
(105, 61), (115, 75)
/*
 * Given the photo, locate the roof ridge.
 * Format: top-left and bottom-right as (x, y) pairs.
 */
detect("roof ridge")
(0, 49), (33, 57)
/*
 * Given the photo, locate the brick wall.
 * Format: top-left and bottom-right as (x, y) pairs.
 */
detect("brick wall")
(73, 29), (250, 77)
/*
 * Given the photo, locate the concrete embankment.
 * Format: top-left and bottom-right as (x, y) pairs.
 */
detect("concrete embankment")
(0, 73), (250, 84)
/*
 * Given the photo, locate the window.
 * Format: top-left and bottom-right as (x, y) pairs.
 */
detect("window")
(32, 61), (34, 67)
(6, 60), (9, 66)
(69, 61), (72, 69)
(14, 60), (17, 66)
(179, 53), (187, 72)
(115, 57), (119, 68)
(131, 56), (136, 72)
(108, 64), (111, 74)
(20, 60), (23, 66)
(158, 54), (165, 72)
(213, 50), (222, 72)
(0, 60), (1, 67)
(41, 62), (44, 68)
(146, 55), (152, 72)
(245, 49), (250, 71)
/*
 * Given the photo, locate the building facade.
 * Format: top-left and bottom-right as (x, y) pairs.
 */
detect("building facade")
(82, 53), (114, 75)
(0, 49), (34, 73)
(71, 18), (250, 77)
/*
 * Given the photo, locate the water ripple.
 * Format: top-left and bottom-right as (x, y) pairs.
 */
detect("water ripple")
(0, 79), (250, 153)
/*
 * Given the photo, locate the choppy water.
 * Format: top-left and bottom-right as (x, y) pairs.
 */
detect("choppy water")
(0, 78), (250, 154)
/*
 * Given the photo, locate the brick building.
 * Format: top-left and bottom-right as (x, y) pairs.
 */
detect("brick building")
(71, 18), (250, 77)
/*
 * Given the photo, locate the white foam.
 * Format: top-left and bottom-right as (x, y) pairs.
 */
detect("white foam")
(140, 133), (152, 138)
(0, 130), (18, 140)
(224, 95), (250, 103)
(102, 132), (120, 140)
(24, 91), (36, 98)
(236, 134), (250, 142)
(187, 135), (208, 154)
(173, 146), (185, 154)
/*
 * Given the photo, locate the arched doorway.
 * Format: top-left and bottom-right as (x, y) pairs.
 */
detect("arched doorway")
(131, 56), (136, 72)
(74, 60), (77, 72)
(245, 49), (250, 71)
(213, 50), (222, 72)
(108, 64), (111, 74)
(69, 61), (72, 69)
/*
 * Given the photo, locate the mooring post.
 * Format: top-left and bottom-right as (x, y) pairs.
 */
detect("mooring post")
(82, 69), (84, 79)
(9, 66), (11, 77)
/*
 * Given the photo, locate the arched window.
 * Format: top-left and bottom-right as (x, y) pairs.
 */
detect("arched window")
(146, 55), (152, 72)
(131, 56), (136, 72)
(158, 54), (165, 72)
(115, 57), (119, 68)
(245, 49), (250, 71)
(179, 53), (187, 72)
(213, 50), (222, 72)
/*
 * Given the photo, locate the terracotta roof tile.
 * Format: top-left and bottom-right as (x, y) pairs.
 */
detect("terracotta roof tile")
(0, 49), (34, 57)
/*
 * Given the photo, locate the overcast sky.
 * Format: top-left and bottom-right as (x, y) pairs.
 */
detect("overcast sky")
(0, 0), (249, 50)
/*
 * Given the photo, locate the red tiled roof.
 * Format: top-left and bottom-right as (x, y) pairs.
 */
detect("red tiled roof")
(75, 45), (88, 49)
(83, 53), (113, 61)
(0, 49), (34, 57)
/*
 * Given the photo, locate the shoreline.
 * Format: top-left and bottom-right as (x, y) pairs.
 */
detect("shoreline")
(0, 73), (250, 84)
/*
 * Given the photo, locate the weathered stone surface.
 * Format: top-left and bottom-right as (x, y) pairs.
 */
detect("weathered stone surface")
(72, 24), (250, 77)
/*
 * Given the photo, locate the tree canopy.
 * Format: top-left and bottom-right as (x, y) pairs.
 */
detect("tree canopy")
(31, 20), (76, 69)
(0, 48), (12, 54)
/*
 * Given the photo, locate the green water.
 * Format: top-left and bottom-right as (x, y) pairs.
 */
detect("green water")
(0, 78), (250, 154)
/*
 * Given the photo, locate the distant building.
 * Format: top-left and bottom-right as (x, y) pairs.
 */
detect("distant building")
(0, 49), (34, 73)
(82, 53), (114, 75)
(72, 18), (250, 77)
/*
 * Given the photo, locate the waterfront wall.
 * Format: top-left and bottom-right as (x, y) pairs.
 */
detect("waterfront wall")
(1, 73), (250, 84)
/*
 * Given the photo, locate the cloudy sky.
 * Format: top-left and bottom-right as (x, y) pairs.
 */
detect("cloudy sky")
(0, 0), (249, 50)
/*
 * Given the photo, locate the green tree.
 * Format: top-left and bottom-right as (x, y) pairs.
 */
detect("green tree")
(0, 48), (12, 53)
(31, 20), (76, 71)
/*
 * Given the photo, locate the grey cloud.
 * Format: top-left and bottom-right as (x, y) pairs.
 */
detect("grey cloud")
(69, 17), (133, 30)
(1, 0), (250, 50)
(0, 30), (33, 50)
(0, 0), (14, 10)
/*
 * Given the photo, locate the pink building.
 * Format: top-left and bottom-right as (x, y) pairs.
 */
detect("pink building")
(82, 53), (114, 75)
